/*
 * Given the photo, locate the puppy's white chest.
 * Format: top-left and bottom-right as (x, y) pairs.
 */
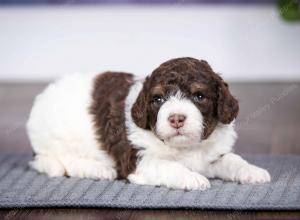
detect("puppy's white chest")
(177, 140), (234, 174)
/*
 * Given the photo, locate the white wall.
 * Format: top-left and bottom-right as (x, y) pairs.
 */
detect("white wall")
(0, 5), (299, 82)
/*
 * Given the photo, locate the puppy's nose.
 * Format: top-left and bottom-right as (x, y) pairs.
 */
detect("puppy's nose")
(168, 114), (186, 129)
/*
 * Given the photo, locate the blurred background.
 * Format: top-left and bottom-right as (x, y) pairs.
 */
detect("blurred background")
(0, 0), (300, 81)
(0, 0), (299, 154)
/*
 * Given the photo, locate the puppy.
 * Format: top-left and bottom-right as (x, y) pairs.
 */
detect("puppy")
(27, 57), (270, 190)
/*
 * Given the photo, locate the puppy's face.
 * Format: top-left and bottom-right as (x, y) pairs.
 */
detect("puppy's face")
(132, 57), (239, 148)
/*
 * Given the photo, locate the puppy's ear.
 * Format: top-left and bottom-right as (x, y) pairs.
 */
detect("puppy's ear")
(217, 77), (239, 124)
(131, 78), (149, 129)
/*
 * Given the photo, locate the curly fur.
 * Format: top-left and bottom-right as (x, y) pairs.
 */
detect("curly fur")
(27, 57), (270, 190)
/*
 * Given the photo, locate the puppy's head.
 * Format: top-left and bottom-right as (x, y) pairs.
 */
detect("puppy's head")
(131, 57), (239, 148)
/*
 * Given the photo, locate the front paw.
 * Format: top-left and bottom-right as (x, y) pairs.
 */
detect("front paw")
(236, 164), (271, 184)
(128, 171), (211, 191)
(178, 171), (211, 191)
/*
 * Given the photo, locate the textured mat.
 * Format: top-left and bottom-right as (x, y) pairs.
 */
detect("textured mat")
(0, 154), (300, 210)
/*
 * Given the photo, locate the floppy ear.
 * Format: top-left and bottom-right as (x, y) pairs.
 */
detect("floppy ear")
(131, 78), (149, 129)
(217, 78), (239, 124)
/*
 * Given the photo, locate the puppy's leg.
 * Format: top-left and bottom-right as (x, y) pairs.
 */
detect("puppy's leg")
(206, 153), (271, 184)
(61, 155), (117, 181)
(128, 158), (210, 190)
(29, 154), (65, 177)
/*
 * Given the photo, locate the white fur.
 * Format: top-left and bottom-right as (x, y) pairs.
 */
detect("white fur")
(156, 91), (203, 148)
(27, 73), (117, 180)
(126, 80), (271, 190)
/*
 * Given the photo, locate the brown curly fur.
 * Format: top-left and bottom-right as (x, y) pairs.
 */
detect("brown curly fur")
(90, 72), (138, 179)
(132, 57), (239, 139)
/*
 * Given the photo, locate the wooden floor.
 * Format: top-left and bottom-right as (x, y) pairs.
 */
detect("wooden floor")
(0, 82), (300, 219)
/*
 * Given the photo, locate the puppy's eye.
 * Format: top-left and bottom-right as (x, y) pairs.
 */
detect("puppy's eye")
(193, 92), (206, 102)
(152, 95), (165, 104)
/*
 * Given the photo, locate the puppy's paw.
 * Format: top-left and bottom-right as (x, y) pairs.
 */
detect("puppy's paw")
(128, 171), (210, 191)
(236, 164), (271, 184)
(29, 155), (65, 177)
(90, 166), (117, 181)
(178, 171), (211, 191)
(66, 159), (117, 181)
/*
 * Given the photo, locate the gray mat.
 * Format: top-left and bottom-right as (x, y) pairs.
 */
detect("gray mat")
(0, 154), (299, 210)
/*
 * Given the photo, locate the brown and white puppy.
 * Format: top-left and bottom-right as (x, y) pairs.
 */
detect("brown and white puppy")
(27, 57), (270, 190)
